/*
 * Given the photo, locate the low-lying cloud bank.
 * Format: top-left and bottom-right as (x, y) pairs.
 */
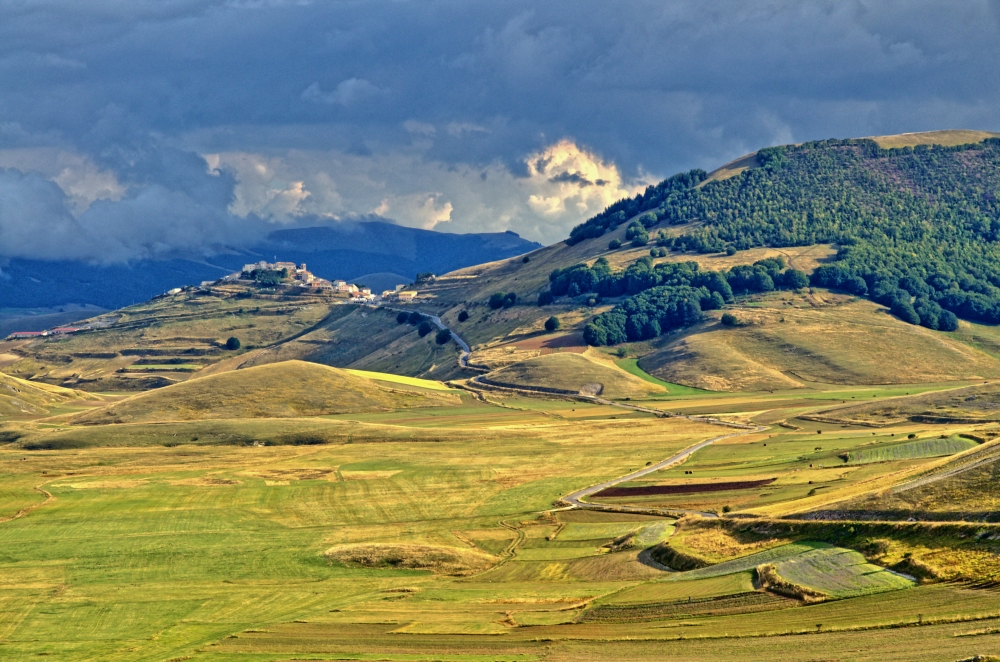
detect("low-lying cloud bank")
(0, 136), (641, 263)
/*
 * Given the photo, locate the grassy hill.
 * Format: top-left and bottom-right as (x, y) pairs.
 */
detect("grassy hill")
(69, 360), (460, 425)
(480, 352), (666, 398)
(638, 291), (1000, 391)
(825, 439), (1000, 522)
(0, 371), (85, 417)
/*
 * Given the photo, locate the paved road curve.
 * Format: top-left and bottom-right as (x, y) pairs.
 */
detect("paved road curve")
(372, 303), (477, 368)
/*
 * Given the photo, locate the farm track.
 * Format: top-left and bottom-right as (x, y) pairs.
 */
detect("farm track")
(0, 484), (54, 525)
(560, 426), (766, 518)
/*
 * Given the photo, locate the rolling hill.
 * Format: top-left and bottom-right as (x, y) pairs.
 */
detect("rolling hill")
(0, 371), (85, 417)
(68, 360), (460, 425)
(479, 352), (665, 398)
(6, 131), (1000, 661)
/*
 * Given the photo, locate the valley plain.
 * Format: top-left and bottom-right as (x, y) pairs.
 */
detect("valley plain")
(2, 360), (1000, 660)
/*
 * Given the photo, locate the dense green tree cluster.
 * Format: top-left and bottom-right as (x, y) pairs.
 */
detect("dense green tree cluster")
(249, 268), (287, 286)
(583, 286), (711, 345)
(566, 169), (707, 245)
(549, 256), (806, 303)
(551, 256), (810, 345)
(565, 137), (1000, 329)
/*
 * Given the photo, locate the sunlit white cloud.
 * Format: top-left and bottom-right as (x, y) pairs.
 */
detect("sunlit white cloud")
(210, 137), (643, 244)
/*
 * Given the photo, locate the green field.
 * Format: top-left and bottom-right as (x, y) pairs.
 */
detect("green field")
(846, 435), (979, 465)
(773, 545), (915, 598)
(615, 358), (712, 395)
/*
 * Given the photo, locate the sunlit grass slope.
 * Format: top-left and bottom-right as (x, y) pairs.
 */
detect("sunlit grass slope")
(69, 360), (460, 425)
(343, 368), (455, 391)
(640, 292), (1000, 391)
(0, 371), (84, 416)
(483, 352), (665, 398)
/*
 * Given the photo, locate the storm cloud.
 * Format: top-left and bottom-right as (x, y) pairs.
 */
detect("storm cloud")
(1, 0), (999, 260)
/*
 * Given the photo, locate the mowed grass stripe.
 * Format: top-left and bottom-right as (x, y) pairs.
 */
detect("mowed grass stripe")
(773, 547), (915, 598)
(847, 436), (978, 465)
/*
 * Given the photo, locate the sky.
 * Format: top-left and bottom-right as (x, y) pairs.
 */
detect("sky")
(1, 0), (1000, 263)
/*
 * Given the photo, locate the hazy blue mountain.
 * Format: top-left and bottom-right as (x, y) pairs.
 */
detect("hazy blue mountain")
(0, 222), (541, 310)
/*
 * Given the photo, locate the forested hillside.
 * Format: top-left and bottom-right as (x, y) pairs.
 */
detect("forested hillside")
(558, 136), (1000, 343)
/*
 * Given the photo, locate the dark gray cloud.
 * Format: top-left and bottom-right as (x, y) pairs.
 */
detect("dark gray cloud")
(0, 0), (999, 259)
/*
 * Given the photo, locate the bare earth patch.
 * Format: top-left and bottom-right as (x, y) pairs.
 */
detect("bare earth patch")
(325, 543), (497, 576)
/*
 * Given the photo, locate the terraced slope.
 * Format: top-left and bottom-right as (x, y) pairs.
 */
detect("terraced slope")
(822, 439), (1000, 522)
(69, 360), (460, 424)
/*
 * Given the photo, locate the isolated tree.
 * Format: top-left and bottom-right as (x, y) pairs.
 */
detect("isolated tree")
(725, 245), (737, 256)
(488, 292), (506, 309)
(608, 238), (622, 250)
(537, 291), (554, 306)
(396, 312), (408, 324)
(503, 292), (517, 308)
(939, 310), (959, 331)
(544, 316), (561, 332)
(457, 310), (470, 322)
(720, 312), (739, 327)
(408, 311), (424, 325)
(225, 336), (241, 350)
(418, 321), (434, 337)
(435, 329), (452, 344)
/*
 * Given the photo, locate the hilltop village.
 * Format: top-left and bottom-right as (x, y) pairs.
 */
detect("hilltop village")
(215, 260), (418, 302)
(4, 260), (421, 340)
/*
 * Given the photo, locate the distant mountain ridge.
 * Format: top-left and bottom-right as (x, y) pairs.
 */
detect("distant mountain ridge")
(0, 222), (541, 310)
